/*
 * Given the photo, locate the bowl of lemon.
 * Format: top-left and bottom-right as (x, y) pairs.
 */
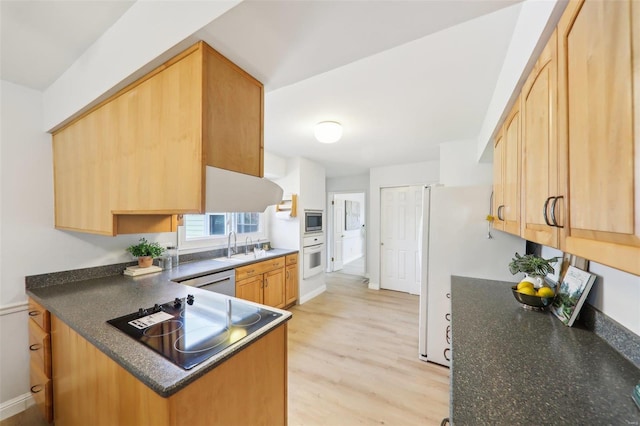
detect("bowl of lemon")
(511, 281), (556, 310)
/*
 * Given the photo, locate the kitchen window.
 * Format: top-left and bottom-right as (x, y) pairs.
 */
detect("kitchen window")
(179, 213), (266, 251)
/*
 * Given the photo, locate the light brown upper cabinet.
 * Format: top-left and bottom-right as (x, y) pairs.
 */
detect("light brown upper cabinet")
(493, 98), (521, 236)
(52, 41), (264, 236)
(521, 31), (562, 248)
(557, 0), (639, 275)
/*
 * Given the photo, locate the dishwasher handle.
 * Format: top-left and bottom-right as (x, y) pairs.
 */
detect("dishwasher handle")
(175, 270), (236, 297)
(195, 276), (231, 287)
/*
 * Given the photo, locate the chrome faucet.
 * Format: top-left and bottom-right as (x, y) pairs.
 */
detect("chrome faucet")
(227, 231), (237, 258)
(245, 236), (253, 255)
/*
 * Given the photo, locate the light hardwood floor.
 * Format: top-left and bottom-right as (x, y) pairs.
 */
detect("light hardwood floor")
(339, 256), (365, 277)
(288, 273), (450, 425)
(2, 274), (449, 426)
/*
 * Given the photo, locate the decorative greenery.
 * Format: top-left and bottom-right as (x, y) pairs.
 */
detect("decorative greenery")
(126, 238), (165, 258)
(509, 252), (559, 277)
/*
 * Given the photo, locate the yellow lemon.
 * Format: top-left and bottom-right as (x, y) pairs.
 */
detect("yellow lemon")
(537, 287), (555, 298)
(518, 286), (536, 296)
(517, 281), (534, 291)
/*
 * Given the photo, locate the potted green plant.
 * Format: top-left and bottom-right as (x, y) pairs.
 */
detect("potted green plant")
(509, 252), (559, 287)
(126, 238), (165, 268)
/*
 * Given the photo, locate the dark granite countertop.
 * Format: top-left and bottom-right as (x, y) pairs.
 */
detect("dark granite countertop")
(451, 276), (640, 425)
(26, 249), (297, 397)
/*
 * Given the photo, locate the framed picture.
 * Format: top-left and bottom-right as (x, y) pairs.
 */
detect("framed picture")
(345, 200), (360, 231)
(550, 266), (597, 327)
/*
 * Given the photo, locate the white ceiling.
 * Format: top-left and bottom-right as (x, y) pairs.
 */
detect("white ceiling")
(0, 0), (525, 177)
(1, 0), (135, 90)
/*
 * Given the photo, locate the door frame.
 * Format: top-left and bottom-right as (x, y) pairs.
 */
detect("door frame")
(326, 191), (367, 276)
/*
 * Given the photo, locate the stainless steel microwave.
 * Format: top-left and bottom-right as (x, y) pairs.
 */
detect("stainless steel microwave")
(304, 210), (323, 233)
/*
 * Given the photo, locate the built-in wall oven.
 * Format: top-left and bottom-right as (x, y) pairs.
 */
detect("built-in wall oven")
(303, 233), (325, 279)
(304, 210), (323, 234)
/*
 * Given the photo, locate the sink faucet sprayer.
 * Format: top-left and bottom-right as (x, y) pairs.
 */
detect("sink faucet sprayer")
(227, 232), (237, 258)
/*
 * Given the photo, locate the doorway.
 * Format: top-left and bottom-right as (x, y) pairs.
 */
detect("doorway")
(379, 186), (423, 294)
(327, 192), (366, 277)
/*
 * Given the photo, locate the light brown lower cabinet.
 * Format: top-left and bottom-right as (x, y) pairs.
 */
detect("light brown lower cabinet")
(285, 254), (299, 307)
(50, 315), (287, 426)
(28, 298), (53, 423)
(235, 255), (298, 309)
(236, 274), (264, 304)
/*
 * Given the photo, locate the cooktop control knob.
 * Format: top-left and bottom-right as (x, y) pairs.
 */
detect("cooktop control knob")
(187, 294), (194, 305)
(173, 298), (182, 308)
(153, 304), (161, 313)
(138, 308), (148, 317)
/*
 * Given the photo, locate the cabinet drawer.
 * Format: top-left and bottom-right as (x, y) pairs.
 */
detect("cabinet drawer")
(236, 263), (262, 280)
(28, 299), (50, 332)
(261, 257), (285, 273)
(235, 257), (285, 280)
(285, 253), (298, 265)
(30, 359), (53, 423)
(28, 319), (52, 378)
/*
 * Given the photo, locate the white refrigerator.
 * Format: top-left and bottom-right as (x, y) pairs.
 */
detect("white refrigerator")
(418, 185), (524, 366)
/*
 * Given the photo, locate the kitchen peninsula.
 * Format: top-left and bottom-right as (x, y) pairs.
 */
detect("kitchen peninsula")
(26, 252), (295, 425)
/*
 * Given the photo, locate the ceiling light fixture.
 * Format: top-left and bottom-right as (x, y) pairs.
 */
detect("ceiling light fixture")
(314, 121), (342, 144)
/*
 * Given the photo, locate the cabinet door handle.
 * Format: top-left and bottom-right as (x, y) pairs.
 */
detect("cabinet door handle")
(30, 385), (43, 394)
(29, 344), (41, 351)
(286, 270), (290, 279)
(543, 196), (554, 226)
(28, 310), (40, 317)
(497, 205), (505, 221)
(550, 196), (564, 228)
(265, 279), (268, 288)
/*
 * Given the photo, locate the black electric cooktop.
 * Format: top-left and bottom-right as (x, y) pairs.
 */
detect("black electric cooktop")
(107, 295), (282, 370)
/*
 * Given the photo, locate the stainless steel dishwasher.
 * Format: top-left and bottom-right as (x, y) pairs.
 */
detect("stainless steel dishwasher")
(173, 269), (236, 296)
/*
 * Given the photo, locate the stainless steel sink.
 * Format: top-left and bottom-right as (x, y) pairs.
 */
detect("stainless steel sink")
(213, 256), (247, 263)
(214, 253), (261, 263)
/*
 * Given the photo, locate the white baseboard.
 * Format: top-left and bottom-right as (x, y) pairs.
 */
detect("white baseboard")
(0, 392), (34, 421)
(368, 281), (380, 290)
(299, 284), (327, 304)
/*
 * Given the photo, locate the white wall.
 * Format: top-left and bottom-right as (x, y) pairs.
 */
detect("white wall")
(440, 139), (493, 186)
(267, 156), (327, 303)
(368, 161), (439, 289)
(298, 158), (327, 300)
(541, 245), (640, 335)
(43, 1), (240, 131)
(326, 173), (370, 193)
(299, 157), (326, 211)
(476, 0), (565, 162)
(269, 157), (301, 250)
(0, 80), (175, 417)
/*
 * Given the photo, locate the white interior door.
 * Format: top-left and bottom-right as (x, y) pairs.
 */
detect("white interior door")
(333, 197), (344, 271)
(380, 186), (422, 294)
